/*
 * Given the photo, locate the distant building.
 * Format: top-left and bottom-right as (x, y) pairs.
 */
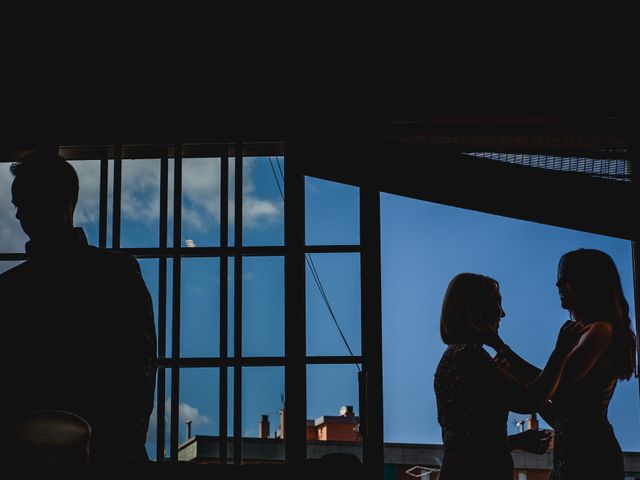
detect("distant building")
(178, 411), (640, 479)
(275, 404), (360, 443)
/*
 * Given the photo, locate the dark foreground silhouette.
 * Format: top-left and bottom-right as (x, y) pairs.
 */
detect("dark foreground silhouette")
(0, 152), (156, 462)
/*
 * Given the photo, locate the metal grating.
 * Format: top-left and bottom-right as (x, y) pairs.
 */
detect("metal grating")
(465, 152), (631, 182)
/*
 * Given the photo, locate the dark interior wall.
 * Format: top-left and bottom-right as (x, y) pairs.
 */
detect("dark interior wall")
(2, 112), (635, 242)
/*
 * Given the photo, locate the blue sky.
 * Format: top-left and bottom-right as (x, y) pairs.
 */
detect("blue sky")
(1, 157), (638, 461)
(380, 193), (639, 452)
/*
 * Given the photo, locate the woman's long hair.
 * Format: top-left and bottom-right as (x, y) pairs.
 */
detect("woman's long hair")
(558, 249), (638, 380)
(440, 273), (499, 345)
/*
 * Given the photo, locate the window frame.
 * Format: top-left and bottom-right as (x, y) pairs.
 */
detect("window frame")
(1, 141), (637, 479)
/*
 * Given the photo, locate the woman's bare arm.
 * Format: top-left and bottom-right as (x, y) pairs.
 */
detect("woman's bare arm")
(492, 345), (572, 413)
(492, 350), (559, 425)
(484, 320), (584, 413)
(494, 347), (541, 384)
(555, 322), (612, 392)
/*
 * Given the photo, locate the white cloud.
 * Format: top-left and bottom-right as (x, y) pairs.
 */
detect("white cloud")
(241, 157), (282, 229)
(169, 157), (282, 232)
(147, 398), (211, 442)
(178, 402), (211, 426)
(121, 160), (161, 225)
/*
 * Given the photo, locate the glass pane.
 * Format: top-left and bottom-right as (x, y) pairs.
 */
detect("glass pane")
(121, 159), (160, 248)
(0, 163), (29, 253)
(306, 253), (361, 356)
(242, 367), (285, 462)
(226, 366), (234, 437)
(180, 258), (220, 358)
(228, 257), (235, 357)
(166, 259), (174, 358)
(0, 260), (24, 275)
(178, 368), (220, 458)
(106, 159), (114, 248)
(380, 193), (640, 455)
(243, 256), (284, 357)
(144, 368), (160, 461)
(168, 157), (174, 248)
(138, 258), (160, 351)
(307, 364), (362, 460)
(305, 176), (359, 246)
(182, 157), (221, 247)
(242, 156), (284, 246)
(228, 157), (235, 247)
(68, 160), (101, 247)
(147, 367), (170, 461)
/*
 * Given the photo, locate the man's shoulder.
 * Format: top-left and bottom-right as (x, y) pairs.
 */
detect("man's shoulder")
(81, 246), (141, 274)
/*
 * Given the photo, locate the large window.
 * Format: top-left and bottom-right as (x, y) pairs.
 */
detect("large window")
(381, 194), (639, 453)
(2, 143), (637, 476)
(0, 145), (291, 464)
(304, 176), (362, 459)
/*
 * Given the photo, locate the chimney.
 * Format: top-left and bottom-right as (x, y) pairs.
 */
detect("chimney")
(528, 413), (539, 431)
(275, 407), (285, 439)
(186, 420), (193, 439)
(516, 413), (540, 432)
(259, 415), (270, 439)
(339, 405), (354, 417)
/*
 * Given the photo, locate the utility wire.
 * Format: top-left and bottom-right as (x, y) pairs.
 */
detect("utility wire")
(268, 156), (360, 372)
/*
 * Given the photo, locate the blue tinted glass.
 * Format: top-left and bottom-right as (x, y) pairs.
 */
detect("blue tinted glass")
(179, 368), (220, 441)
(381, 193), (639, 452)
(121, 159), (161, 248)
(180, 258), (220, 358)
(182, 157), (221, 247)
(242, 256), (284, 357)
(306, 253), (361, 356)
(138, 258), (159, 350)
(68, 160), (101, 246)
(0, 163), (32, 253)
(242, 367), (284, 441)
(242, 157), (284, 246)
(0, 260), (24, 275)
(306, 364), (361, 459)
(305, 176), (359, 246)
(146, 368), (170, 460)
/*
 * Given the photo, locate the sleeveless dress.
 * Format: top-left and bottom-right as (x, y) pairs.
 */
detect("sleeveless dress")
(549, 363), (624, 480)
(434, 344), (513, 480)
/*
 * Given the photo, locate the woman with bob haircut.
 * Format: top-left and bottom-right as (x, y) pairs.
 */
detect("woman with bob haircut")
(434, 272), (583, 480)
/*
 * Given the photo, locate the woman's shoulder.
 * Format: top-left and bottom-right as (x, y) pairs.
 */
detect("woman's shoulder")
(435, 343), (494, 383)
(585, 321), (613, 334)
(443, 343), (493, 363)
(580, 321), (614, 345)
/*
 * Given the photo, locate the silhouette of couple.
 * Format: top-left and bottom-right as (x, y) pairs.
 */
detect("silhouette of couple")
(435, 255), (637, 479)
(0, 152), (157, 463)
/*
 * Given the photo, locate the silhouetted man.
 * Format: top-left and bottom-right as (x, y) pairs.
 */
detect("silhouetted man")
(0, 151), (157, 463)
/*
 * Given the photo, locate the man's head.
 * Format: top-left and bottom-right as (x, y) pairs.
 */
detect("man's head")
(10, 151), (79, 241)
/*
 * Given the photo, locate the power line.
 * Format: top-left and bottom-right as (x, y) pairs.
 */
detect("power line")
(268, 156), (360, 372)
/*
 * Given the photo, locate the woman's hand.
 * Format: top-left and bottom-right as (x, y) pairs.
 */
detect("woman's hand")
(508, 429), (552, 454)
(480, 324), (506, 351)
(555, 320), (585, 353)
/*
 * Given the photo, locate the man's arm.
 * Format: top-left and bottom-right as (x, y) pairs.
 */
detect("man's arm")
(108, 254), (157, 460)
